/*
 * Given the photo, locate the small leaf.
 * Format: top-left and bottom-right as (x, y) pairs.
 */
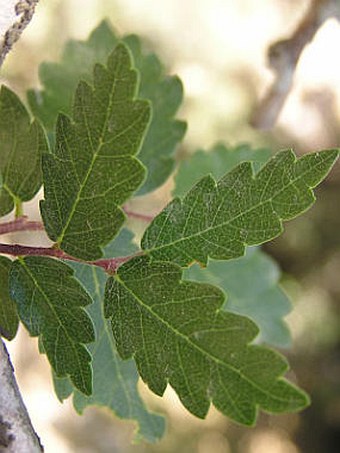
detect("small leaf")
(40, 43), (150, 260)
(173, 143), (271, 197)
(28, 21), (186, 194)
(0, 85), (48, 216)
(9, 256), (95, 395)
(0, 256), (19, 340)
(105, 255), (309, 425)
(53, 230), (165, 443)
(142, 149), (339, 266)
(185, 248), (291, 348)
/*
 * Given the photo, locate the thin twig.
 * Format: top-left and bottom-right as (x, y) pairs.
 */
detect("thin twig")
(123, 207), (155, 223)
(0, 216), (44, 236)
(251, 0), (340, 129)
(0, 242), (139, 273)
(0, 0), (40, 68)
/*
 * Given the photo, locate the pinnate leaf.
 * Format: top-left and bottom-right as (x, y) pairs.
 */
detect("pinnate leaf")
(53, 230), (165, 442)
(142, 149), (339, 266)
(28, 21), (186, 194)
(0, 86), (48, 216)
(0, 256), (19, 340)
(185, 248), (291, 348)
(105, 255), (309, 425)
(9, 256), (95, 395)
(40, 43), (150, 260)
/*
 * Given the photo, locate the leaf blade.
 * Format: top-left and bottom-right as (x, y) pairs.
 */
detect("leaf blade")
(142, 149), (339, 266)
(53, 230), (165, 443)
(40, 43), (150, 260)
(0, 85), (48, 216)
(9, 256), (95, 395)
(28, 21), (186, 194)
(105, 255), (309, 425)
(185, 248), (291, 348)
(173, 143), (271, 198)
(0, 256), (19, 340)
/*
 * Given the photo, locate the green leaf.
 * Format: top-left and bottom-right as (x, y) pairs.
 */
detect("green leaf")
(124, 35), (186, 194)
(0, 256), (19, 340)
(173, 143), (271, 198)
(28, 21), (186, 194)
(105, 255), (309, 425)
(53, 230), (166, 443)
(0, 86), (48, 216)
(9, 256), (95, 395)
(142, 149), (339, 267)
(40, 43), (150, 260)
(185, 248), (291, 348)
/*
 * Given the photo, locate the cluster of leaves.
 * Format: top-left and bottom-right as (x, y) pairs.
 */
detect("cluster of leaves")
(0, 21), (338, 442)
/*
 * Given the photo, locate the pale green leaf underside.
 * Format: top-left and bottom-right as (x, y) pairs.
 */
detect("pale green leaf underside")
(0, 86), (47, 216)
(28, 20), (186, 194)
(105, 255), (309, 425)
(185, 248), (291, 348)
(52, 230), (165, 443)
(0, 256), (19, 340)
(40, 43), (150, 260)
(173, 143), (271, 198)
(142, 149), (339, 266)
(9, 256), (95, 395)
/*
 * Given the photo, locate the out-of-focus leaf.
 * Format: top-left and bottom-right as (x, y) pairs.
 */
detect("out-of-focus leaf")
(28, 21), (186, 194)
(53, 229), (165, 443)
(185, 248), (291, 348)
(173, 143), (271, 197)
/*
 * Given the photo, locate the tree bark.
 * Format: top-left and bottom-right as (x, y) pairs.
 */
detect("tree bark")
(0, 338), (43, 452)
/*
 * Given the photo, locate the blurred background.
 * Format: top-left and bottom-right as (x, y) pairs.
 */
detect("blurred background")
(1, 0), (340, 451)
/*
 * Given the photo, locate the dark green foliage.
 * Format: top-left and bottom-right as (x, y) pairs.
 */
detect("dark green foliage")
(105, 255), (309, 425)
(0, 86), (48, 216)
(142, 149), (339, 266)
(0, 256), (19, 340)
(40, 44), (150, 260)
(9, 257), (95, 395)
(27, 21), (186, 194)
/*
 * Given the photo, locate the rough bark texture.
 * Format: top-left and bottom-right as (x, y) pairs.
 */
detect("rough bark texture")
(0, 0), (40, 67)
(0, 338), (43, 452)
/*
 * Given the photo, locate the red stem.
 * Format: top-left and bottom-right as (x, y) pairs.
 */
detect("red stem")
(0, 217), (44, 235)
(123, 207), (155, 222)
(0, 243), (137, 273)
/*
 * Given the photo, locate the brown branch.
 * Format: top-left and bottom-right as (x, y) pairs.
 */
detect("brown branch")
(0, 338), (44, 451)
(0, 216), (44, 236)
(251, 0), (340, 129)
(0, 0), (40, 68)
(0, 242), (139, 274)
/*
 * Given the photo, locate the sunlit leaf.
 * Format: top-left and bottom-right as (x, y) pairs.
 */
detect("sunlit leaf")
(142, 149), (339, 266)
(28, 21), (186, 194)
(105, 255), (309, 425)
(40, 43), (150, 260)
